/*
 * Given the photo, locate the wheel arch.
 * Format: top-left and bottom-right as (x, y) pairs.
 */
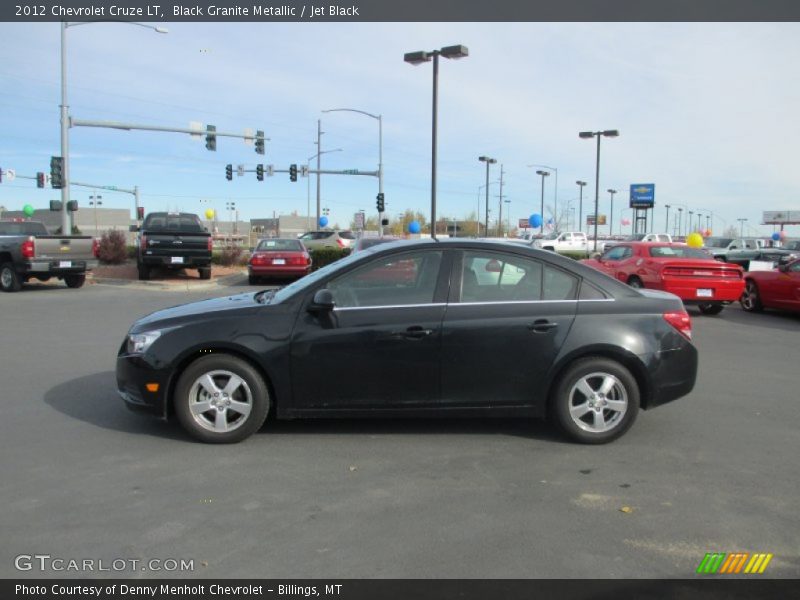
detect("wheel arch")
(164, 343), (278, 419)
(545, 347), (653, 414)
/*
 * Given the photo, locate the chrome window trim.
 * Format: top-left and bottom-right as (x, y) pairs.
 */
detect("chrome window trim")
(333, 298), (615, 311)
(334, 303), (447, 312)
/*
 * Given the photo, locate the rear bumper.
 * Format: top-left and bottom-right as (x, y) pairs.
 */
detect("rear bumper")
(249, 265), (311, 278)
(643, 341), (699, 409)
(23, 259), (97, 274)
(657, 280), (744, 303)
(140, 255), (211, 268)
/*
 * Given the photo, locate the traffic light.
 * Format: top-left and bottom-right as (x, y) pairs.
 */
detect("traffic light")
(36, 172), (46, 188)
(255, 130), (265, 155)
(289, 164), (297, 182)
(256, 164), (264, 181)
(225, 164), (233, 181)
(376, 192), (385, 213)
(50, 156), (64, 189)
(205, 125), (216, 151)
(50, 200), (62, 211)
(137, 206), (145, 220)
(66, 200), (78, 211)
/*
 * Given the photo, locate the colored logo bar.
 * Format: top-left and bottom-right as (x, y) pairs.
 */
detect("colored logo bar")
(696, 552), (773, 574)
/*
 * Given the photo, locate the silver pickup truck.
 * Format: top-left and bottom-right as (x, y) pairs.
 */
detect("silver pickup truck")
(0, 220), (98, 292)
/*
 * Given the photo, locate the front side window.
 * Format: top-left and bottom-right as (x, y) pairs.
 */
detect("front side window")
(603, 246), (627, 261)
(328, 251), (443, 308)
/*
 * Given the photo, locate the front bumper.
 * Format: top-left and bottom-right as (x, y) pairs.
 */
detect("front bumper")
(116, 354), (170, 418)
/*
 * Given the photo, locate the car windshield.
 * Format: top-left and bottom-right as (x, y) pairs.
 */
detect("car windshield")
(648, 246), (711, 258)
(256, 239), (303, 251)
(705, 237), (733, 247)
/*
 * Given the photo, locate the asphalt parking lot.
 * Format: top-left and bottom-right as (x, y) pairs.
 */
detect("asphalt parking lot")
(1, 279), (799, 579)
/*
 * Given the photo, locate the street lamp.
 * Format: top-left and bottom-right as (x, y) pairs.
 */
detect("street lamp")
(738, 218), (748, 237)
(504, 198), (511, 236)
(478, 156), (497, 236)
(535, 170), (550, 235)
(528, 164), (558, 226)
(306, 148), (342, 231)
(89, 194), (102, 236)
(677, 207), (683, 237)
(579, 129), (619, 251)
(405, 44), (469, 239)
(664, 204), (671, 236)
(322, 108), (383, 233)
(688, 211), (694, 233)
(607, 189), (617, 236)
(60, 21), (167, 234)
(576, 181), (587, 233)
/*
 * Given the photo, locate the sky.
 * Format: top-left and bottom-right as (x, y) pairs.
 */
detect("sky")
(1, 20), (799, 237)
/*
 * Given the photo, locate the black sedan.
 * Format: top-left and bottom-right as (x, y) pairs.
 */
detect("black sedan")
(117, 239), (698, 444)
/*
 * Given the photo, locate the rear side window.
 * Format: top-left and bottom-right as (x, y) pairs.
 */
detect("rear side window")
(579, 281), (607, 300)
(542, 266), (579, 300)
(300, 232), (332, 241)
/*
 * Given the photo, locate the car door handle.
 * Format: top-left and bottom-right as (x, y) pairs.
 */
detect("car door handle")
(528, 320), (558, 333)
(400, 326), (434, 339)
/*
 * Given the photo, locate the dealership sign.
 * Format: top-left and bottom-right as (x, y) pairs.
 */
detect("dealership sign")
(763, 211), (800, 224)
(629, 183), (655, 208)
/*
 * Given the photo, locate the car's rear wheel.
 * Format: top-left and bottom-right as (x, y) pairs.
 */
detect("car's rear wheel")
(551, 357), (640, 444)
(174, 354), (269, 444)
(627, 276), (644, 289)
(698, 303), (724, 315)
(0, 263), (22, 292)
(248, 274), (259, 285)
(740, 280), (763, 312)
(64, 274), (85, 288)
(137, 263), (150, 281)
(198, 267), (211, 280)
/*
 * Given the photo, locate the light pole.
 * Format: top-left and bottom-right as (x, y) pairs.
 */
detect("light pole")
(576, 181), (587, 233)
(404, 44), (469, 239)
(688, 211), (694, 233)
(504, 198), (511, 236)
(60, 21), (167, 234)
(607, 189), (617, 236)
(664, 204), (671, 236)
(528, 164), (558, 227)
(677, 208), (683, 237)
(478, 156), (497, 236)
(322, 108), (383, 233)
(738, 218), (748, 237)
(306, 148), (342, 231)
(89, 194), (102, 236)
(536, 170), (550, 235)
(579, 129), (619, 251)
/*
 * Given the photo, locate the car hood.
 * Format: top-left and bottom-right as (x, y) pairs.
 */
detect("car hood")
(131, 292), (263, 332)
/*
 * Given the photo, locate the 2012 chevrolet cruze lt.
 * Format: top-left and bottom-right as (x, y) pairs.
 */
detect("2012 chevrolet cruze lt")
(117, 239), (697, 444)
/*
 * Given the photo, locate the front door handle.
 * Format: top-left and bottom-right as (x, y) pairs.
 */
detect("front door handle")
(528, 319), (558, 333)
(401, 326), (434, 339)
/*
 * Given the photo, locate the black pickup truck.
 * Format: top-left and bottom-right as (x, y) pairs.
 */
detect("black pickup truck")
(132, 212), (213, 280)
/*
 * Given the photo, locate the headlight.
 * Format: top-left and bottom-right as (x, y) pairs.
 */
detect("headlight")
(126, 331), (162, 355)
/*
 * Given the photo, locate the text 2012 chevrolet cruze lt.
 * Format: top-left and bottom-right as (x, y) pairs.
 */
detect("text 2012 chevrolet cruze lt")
(117, 239), (697, 444)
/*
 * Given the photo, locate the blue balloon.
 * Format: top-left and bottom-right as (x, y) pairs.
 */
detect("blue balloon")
(529, 213), (542, 228)
(408, 220), (421, 234)
(319, 216), (328, 228)
(771, 232), (780, 241)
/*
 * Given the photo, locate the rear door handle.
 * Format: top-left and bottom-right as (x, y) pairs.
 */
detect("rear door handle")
(528, 319), (558, 333)
(401, 326), (434, 339)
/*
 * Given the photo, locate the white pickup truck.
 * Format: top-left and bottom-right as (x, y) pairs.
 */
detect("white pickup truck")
(532, 231), (589, 253)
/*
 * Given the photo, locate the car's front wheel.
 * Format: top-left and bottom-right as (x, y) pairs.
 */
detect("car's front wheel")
(174, 354), (270, 443)
(740, 280), (763, 312)
(551, 357), (640, 444)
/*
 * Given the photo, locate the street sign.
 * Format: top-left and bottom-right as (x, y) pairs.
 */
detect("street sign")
(354, 212), (365, 229)
(629, 183), (655, 208)
(266, 164), (274, 177)
(343, 169), (359, 175)
(243, 128), (254, 145)
(300, 165), (309, 177)
(5, 168), (16, 182)
(189, 121), (204, 140)
(237, 164), (245, 177)
(518, 218), (529, 228)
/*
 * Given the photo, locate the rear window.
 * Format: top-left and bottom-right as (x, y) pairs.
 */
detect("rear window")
(339, 231), (356, 240)
(256, 239), (303, 251)
(0, 222), (49, 235)
(144, 213), (204, 232)
(649, 246), (711, 259)
(300, 232), (333, 240)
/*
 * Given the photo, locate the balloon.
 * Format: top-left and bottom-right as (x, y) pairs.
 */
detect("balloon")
(771, 232), (780, 241)
(408, 220), (421, 234)
(319, 216), (328, 228)
(704, 229), (712, 237)
(204, 208), (215, 220)
(621, 218), (631, 226)
(686, 232), (703, 248)
(779, 230), (787, 240)
(23, 204), (34, 217)
(529, 213), (542, 228)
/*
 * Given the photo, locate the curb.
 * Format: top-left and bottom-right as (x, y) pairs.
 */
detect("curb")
(88, 271), (248, 292)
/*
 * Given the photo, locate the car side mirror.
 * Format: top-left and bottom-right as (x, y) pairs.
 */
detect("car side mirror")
(129, 225), (139, 232)
(592, 252), (602, 260)
(309, 288), (335, 312)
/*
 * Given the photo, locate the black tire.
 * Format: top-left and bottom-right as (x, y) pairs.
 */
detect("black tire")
(138, 263), (150, 281)
(551, 357), (640, 444)
(0, 263), (22, 292)
(174, 354), (270, 444)
(248, 274), (259, 285)
(64, 274), (86, 289)
(627, 276), (644, 289)
(740, 280), (763, 312)
(198, 267), (212, 280)
(698, 303), (723, 315)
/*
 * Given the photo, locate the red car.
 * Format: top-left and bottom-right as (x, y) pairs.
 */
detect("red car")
(248, 238), (312, 284)
(740, 259), (800, 313)
(583, 242), (744, 314)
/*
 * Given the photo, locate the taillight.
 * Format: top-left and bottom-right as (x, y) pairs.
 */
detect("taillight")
(663, 311), (692, 340)
(305, 253), (312, 265)
(21, 237), (35, 259)
(140, 234), (147, 249)
(207, 236), (213, 251)
(336, 238), (345, 248)
(92, 238), (100, 258)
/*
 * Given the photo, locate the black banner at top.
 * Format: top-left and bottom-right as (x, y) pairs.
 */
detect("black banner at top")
(2, 0), (800, 22)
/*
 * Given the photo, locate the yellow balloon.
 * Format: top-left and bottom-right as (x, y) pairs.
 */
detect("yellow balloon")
(686, 232), (704, 248)
(204, 208), (215, 220)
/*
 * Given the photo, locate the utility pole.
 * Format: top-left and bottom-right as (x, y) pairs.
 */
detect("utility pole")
(497, 165), (505, 237)
(316, 119), (322, 228)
